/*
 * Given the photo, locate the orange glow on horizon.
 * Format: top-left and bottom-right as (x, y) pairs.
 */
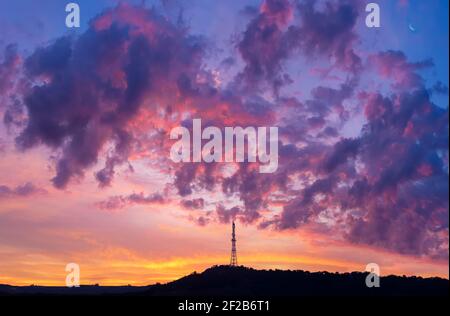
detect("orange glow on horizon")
(1, 250), (448, 287)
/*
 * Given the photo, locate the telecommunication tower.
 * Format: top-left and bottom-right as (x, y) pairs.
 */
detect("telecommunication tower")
(230, 221), (238, 266)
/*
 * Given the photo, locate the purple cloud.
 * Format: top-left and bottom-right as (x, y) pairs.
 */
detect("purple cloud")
(0, 182), (47, 199)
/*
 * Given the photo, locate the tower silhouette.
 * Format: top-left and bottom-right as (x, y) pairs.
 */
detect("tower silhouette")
(230, 221), (238, 266)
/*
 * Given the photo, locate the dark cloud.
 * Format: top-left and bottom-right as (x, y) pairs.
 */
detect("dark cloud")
(216, 205), (241, 224)
(15, 4), (207, 189)
(277, 177), (336, 229)
(303, 79), (357, 126)
(174, 164), (199, 197)
(234, 0), (361, 95)
(368, 50), (434, 89)
(222, 163), (288, 223)
(0, 44), (20, 96)
(347, 174), (449, 259)
(0, 182), (47, 199)
(323, 138), (360, 172)
(432, 81), (449, 95)
(180, 198), (205, 210)
(95, 130), (133, 187)
(3, 96), (26, 129)
(295, 0), (362, 73)
(260, 47), (448, 259)
(96, 192), (165, 210)
(235, 0), (295, 94)
(193, 215), (210, 226)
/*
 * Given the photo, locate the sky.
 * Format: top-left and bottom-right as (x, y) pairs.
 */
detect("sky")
(0, 0), (448, 285)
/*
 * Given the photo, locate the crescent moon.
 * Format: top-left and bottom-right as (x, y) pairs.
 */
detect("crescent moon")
(408, 24), (416, 32)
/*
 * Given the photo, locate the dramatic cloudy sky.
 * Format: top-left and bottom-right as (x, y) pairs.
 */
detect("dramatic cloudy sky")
(0, 0), (448, 285)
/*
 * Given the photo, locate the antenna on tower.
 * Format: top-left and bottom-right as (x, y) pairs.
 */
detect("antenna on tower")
(230, 221), (238, 266)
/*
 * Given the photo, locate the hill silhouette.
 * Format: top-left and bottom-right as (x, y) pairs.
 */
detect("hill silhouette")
(0, 265), (448, 296)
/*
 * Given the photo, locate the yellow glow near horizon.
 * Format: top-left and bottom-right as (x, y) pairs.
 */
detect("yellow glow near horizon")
(1, 250), (448, 286)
